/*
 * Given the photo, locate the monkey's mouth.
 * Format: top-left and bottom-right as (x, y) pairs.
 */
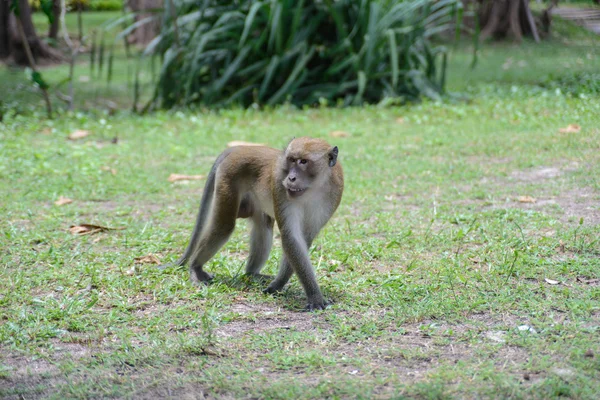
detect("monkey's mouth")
(287, 187), (306, 198)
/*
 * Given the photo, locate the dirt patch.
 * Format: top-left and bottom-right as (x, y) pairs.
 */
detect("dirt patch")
(219, 303), (321, 339)
(0, 342), (90, 399)
(497, 187), (600, 225)
(472, 163), (600, 225)
(510, 166), (565, 182)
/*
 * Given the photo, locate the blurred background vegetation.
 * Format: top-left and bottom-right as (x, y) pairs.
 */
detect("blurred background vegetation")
(0, 0), (598, 118)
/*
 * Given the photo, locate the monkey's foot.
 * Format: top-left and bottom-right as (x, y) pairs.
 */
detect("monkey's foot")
(190, 269), (214, 284)
(263, 285), (284, 295)
(305, 300), (331, 312)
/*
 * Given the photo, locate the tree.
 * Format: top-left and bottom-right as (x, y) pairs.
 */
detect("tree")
(0, 0), (62, 64)
(48, 0), (61, 40)
(476, 0), (541, 42)
(127, 0), (162, 45)
(0, 0), (11, 58)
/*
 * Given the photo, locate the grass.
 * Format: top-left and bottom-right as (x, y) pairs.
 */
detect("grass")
(1, 11), (600, 400)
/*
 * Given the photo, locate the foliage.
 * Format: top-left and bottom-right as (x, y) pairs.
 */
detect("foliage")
(144, 0), (461, 109)
(30, 0), (123, 12)
(541, 71), (600, 96)
(87, 0), (123, 11)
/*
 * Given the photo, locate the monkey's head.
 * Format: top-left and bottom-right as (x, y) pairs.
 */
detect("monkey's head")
(280, 137), (338, 199)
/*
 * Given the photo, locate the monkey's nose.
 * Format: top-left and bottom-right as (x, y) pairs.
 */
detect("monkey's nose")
(288, 176), (296, 182)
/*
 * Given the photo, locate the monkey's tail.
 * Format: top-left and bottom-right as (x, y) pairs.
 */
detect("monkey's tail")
(160, 150), (230, 269)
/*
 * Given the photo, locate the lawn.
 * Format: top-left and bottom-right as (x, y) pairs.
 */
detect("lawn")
(1, 11), (600, 400)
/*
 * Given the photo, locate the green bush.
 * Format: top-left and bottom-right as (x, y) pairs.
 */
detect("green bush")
(542, 72), (600, 96)
(142, 0), (461, 109)
(88, 0), (123, 11)
(31, 0), (123, 12)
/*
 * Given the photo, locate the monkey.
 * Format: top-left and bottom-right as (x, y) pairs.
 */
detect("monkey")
(161, 137), (344, 311)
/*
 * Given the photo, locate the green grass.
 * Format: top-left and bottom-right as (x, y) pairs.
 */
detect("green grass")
(1, 11), (600, 400)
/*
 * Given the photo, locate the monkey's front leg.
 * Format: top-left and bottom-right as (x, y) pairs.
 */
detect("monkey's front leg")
(279, 232), (328, 311)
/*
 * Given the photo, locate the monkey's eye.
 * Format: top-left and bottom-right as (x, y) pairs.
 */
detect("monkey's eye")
(299, 159), (308, 165)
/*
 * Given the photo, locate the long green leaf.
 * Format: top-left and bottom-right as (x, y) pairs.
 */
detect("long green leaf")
(387, 30), (399, 88)
(239, 1), (264, 47)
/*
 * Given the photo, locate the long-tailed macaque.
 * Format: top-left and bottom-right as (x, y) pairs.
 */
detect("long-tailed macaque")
(163, 137), (344, 310)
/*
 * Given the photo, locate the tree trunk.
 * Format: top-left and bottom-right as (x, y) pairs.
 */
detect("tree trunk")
(0, 0), (10, 59)
(8, 0), (63, 64)
(127, 0), (163, 45)
(48, 0), (61, 40)
(476, 0), (541, 42)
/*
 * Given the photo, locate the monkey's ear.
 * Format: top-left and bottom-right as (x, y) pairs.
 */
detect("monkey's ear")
(328, 146), (338, 167)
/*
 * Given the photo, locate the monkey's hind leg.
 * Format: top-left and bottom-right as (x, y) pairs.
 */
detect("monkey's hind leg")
(245, 213), (274, 281)
(188, 187), (239, 284)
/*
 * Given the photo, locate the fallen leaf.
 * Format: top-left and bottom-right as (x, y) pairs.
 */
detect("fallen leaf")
(558, 124), (581, 134)
(329, 130), (350, 138)
(68, 129), (91, 140)
(485, 331), (507, 343)
(134, 254), (161, 265)
(69, 224), (125, 235)
(518, 196), (536, 203)
(544, 278), (560, 285)
(227, 140), (264, 147)
(168, 173), (205, 183)
(395, 117), (405, 124)
(100, 166), (117, 175)
(558, 240), (565, 253)
(125, 266), (136, 276)
(54, 196), (73, 206)
(517, 325), (537, 334)
(576, 277), (599, 285)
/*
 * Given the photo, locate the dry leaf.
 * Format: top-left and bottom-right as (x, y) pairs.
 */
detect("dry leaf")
(329, 130), (350, 138)
(68, 129), (91, 140)
(100, 166), (117, 175)
(125, 266), (136, 276)
(395, 117), (405, 124)
(134, 254), (161, 265)
(168, 173), (205, 183)
(558, 240), (565, 253)
(558, 124), (581, 134)
(518, 196), (536, 203)
(54, 196), (73, 206)
(544, 278), (560, 285)
(69, 224), (125, 235)
(576, 277), (599, 285)
(227, 141), (264, 147)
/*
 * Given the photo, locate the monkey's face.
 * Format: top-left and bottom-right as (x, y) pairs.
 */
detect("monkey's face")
(280, 138), (339, 200)
(281, 155), (317, 199)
